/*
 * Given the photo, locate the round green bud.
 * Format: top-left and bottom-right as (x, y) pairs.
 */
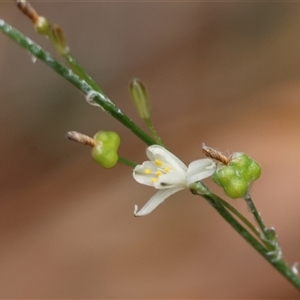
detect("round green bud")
(230, 152), (261, 183)
(91, 131), (120, 168)
(251, 161), (261, 180)
(213, 165), (237, 186)
(223, 176), (248, 199)
(94, 131), (120, 150)
(92, 144), (119, 168)
(243, 160), (261, 182)
(230, 153), (251, 175)
(212, 152), (261, 199)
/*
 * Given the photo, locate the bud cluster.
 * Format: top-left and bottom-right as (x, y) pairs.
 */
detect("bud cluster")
(212, 152), (261, 199)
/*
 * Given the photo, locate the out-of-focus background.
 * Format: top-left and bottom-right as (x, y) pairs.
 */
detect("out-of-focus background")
(1, 2), (300, 298)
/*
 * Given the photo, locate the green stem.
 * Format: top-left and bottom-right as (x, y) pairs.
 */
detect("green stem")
(209, 193), (262, 241)
(144, 118), (165, 146)
(62, 53), (103, 93)
(244, 193), (268, 234)
(118, 156), (137, 168)
(190, 182), (300, 291)
(244, 194), (278, 252)
(0, 19), (156, 146)
(213, 193), (271, 249)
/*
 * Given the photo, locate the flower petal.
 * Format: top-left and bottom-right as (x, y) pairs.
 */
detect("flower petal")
(133, 161), (157, 186)
(153, 171), (186, 189)
(186, 158), (216, 186)
(134, 186), (185, 217)
(146, 145), (187, 172)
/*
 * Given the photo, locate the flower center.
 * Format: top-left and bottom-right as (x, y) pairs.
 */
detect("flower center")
(144, 159), (172, 184)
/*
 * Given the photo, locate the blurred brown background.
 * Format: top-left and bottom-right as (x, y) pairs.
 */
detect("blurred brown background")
(1, 1), (300, 298)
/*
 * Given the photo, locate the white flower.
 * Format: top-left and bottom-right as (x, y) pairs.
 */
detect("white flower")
(133, 145), (216, 217)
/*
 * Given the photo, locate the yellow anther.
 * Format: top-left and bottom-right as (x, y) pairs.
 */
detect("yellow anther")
(156, 171), (162, 176)
(144, 168), (152, 174)
(155, 159), (162, 167)
(151, 177), (158, 183)
(164, 166), (170, 172)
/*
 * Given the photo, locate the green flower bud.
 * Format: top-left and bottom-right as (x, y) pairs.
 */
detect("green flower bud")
(212, 165), (236, 186)
(92, 131), (121, 168)
(94, 131), (120, 149)
(230, 153), (252, 173)
(212, 152), (261, 199)
(223, 176), (248, 199)
(243, 160), (261, 182)
(34, 16), (51, 35)
(230, 153), (261, 182)
(51, 24), (70, 55)
(129, 78), (151, 120)
(92, 145), (119, 168)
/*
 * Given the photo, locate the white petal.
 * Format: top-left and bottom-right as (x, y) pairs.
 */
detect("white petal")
(186, 159), (216, 186)
(146, 145), (187, 172)
(153, 171), (187, 189)
(134, 187), (184, 217)
(133, 161), (157, 187)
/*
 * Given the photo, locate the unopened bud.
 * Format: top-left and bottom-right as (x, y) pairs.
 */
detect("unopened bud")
(212, 152), (261, 199)
(129, 78), (151, 120)
(17, 0), (50, 35)
(66, 130), (120, 169)
(51, 24), (70, 55)
(34, 16), (51, 35)
(92, 131), (120, 168)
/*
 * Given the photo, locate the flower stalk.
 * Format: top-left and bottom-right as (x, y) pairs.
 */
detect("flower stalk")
(16, 0), (107, 95)
(190, 182), (300, 290)
(244, 193), (282, 257)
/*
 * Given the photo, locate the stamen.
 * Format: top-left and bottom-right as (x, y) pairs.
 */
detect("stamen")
(155, 171), (162, 176)
(151, 178), (158, 183)
(144, 169), (152, 174)
(164, 167), (170, 172)
(155, 159), (162, 167)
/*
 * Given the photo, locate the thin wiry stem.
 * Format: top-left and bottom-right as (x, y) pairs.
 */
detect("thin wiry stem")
(190, 182), (300, 291)
(0, 19), (156, 146)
